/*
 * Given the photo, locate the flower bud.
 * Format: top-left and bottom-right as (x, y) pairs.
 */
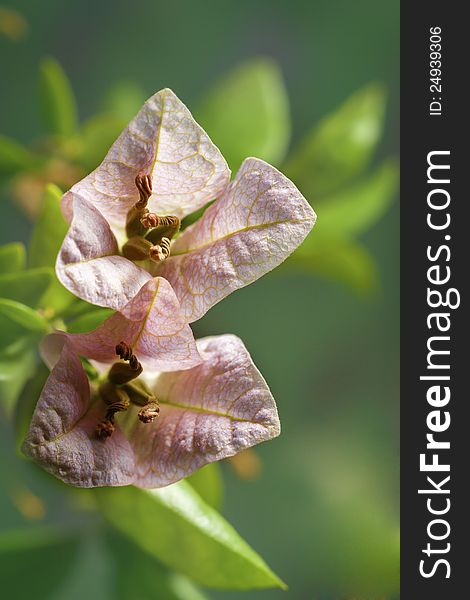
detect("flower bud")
(107, 361), (142, 385)
(122, 379), (157, 407)
(99, 381), (131, 409)
(138, 401), (160, 424)
(122, 236), (152, 261)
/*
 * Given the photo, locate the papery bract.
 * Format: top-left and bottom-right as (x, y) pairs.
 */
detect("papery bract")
(56, 89), (316, 319)
(61, 88), (231, 231)
(157, 158), (316, 321)
(57, 196), (152, 309)
(23, 334), (280, 488)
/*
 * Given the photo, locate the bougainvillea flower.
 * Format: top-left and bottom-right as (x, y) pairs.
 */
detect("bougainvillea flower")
(22, 328), (280, 488)
(56, 88), (316, 322)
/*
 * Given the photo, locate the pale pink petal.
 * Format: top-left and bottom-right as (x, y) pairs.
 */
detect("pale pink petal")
(62, 88), (230, 231)
(128, 334), (280, 488)
(39, 332), (67, 369)
(22, 342), (136, 487)
(68, 278), (201, 372)
(56, 195), (152, 310)
(156, 158), (317, 322)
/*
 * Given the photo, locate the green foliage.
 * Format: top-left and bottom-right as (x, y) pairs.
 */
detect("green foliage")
(282, 84), (398, 292)
(14, 362), (49, 453)
(197, 58), (291, 171)
(105, 81), (147, 121)
(29, 183), (67, 268)
(285, 83), (386, 199)
(0, 267), (53, 307)
(0, 337), (37, 416)
(0, 527), (79, 600)
(0, 298), (49, 332)
(95, 481), (285, 590)
(187, 462), (224, 510)
(313, 159), (398, 240)
(0, 242), (26, 273)
(289, 238), (378, 293)
(0, 136), (37, 177)
(66, 307), (113, 333)
(80, 114), (126, 170)
(39, 58), (78, 137)
(105, 529), (209, 600)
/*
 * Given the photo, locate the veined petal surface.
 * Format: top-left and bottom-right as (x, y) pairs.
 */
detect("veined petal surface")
(69, 277), (201, 372)
(129, 334), (280, 488)
(22, 342), (136, 487)
(56, 196), (152, 310)
(62, 88), (230, 231)
(156, 158), (316, 322)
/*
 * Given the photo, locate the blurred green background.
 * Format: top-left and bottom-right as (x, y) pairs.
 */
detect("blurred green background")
(0, 0), (399, 598)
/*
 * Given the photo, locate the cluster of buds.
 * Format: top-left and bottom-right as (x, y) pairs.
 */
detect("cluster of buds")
(96, 341), (160, 439)
(122, 174), (180, 264)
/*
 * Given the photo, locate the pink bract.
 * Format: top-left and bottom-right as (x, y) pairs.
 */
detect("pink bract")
(23, 334), (280, 488)
(56, 88), (316, 320)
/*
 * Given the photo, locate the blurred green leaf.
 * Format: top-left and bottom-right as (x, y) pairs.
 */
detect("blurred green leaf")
(0, 313), (27, 348)
(187, 463), (223, 511)
(285, 83), (386, 199)
(39, 275), (76, 314)
(314, 159), (398, 240)
(0, 527), (79, 600)
(14, 362), (49, 453)
(0, 135), (36, 177)
(289, 239), (378, 293)
(0, 242), (26, 273)
(66, 307), (113, 333)
(96, 481), (285, 590)
(106, 529), (209, 600)
(80, 114), (126, 170)
(39, 57), (78, 137)
(28, 183), (75, 312)
(197, 58), (290, 171)
(0, 340), (37, 416)
(105, 81), (146, 121)
(0, 298), (49, 332)
(29, 183), (67, 268)
(0, 267), (53, 307)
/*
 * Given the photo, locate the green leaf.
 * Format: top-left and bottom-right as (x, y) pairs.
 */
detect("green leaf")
(14, 363), (49, 454)
(39, 57), (78, 137)
(38, 275), (76, 314)
(66, 307), (113, 333)
(0, 527), (79, 600)
(29, 183), (67, 268)
(0, 268), (53, 307)
(96, 481), (285, 590)
(0, 340), (37, 417)
(0, 299), (49, 332)
(0, 243), (26, 274)
(0, 135), (36, 177)
(285, 83), (386, 199)
(197, 58), (291, 171)
(314, 160), (398, 240)
(80, 114), (127, 170)
(187, 463), (223, 511)
(105, 81), (147, 121)
(106, 529), (209, 600)
(289, 238), (378, 293)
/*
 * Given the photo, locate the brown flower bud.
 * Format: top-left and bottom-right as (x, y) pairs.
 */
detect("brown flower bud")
(107, 362), (143, 385)
(122, 379), (156, 407)
(138, 401), (160, 424)
(122, 236), (152, 261)
(149, 238), (171, 262)
(96, 419), (115, 439)
(99, 381), (131, 409)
